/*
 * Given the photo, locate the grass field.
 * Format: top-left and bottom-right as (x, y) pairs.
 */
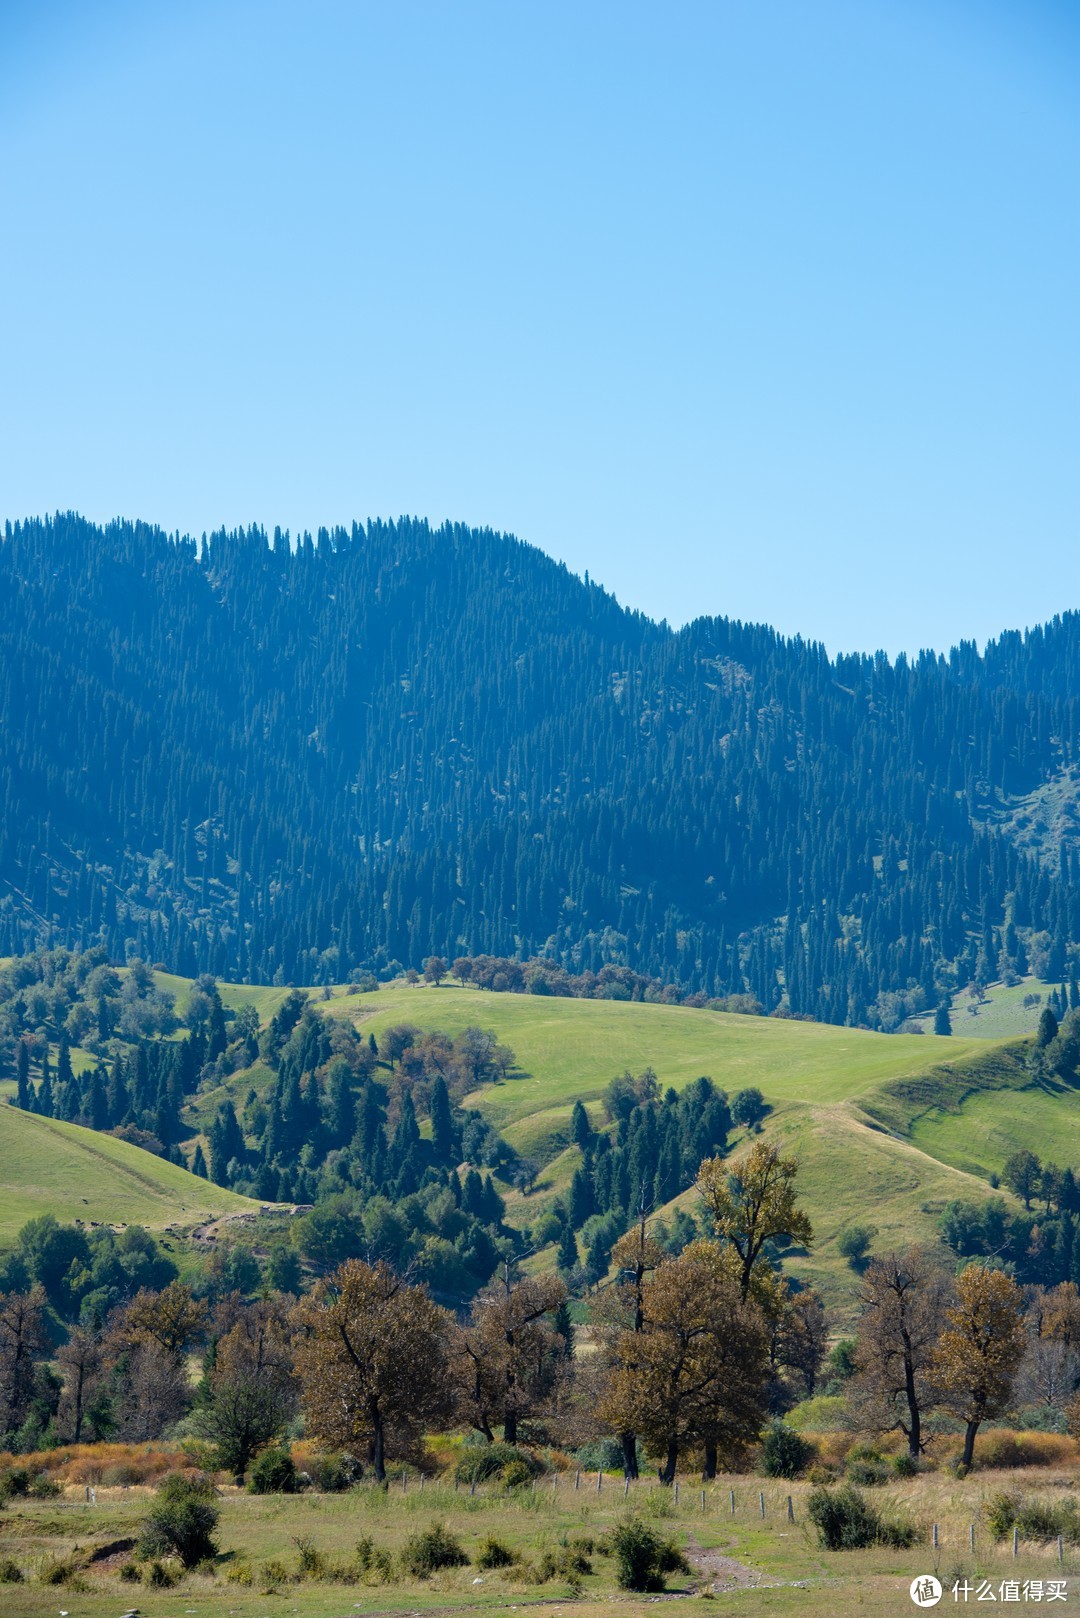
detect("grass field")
(911, 976), (1050, 1041)
(2, 1462), (1079, 1617)
(5, 965), (1067, 1309)
(0, 1106), (261, 1245)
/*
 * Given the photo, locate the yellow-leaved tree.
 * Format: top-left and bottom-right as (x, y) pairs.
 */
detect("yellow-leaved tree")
(696, 1141), (813, 1304)
(930, 1262), (1026, 1469)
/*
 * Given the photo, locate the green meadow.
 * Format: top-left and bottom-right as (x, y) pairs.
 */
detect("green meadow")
(0, 1105), (259, 1246)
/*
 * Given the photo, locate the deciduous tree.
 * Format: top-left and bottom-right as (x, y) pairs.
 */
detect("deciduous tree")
(931, 1263), (1026, 1468)
(851, 1248), (950, 1457)
(697, 1142), (813, 1302)
(293, 1259), (453, 1481)
(451, 1267), (567, 1445)
(598, 1242), (768, 1484)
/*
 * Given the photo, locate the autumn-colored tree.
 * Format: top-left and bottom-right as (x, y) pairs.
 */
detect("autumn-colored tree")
(697, 1142), (813, 1302)
(776, 1287), (830, 1400)
(598, 1242), (769, 1484)
(851, 1248), (951, 1457)
(451, 1266), (567, 1444)
(1029, 1281), (1080, 1348)
(931, 1263), (1027, 1468)
(195, 1297), (297, 1482)
(56, 1323), (108, 1444)
(107, 1282), (208, 1441)
(110, 1280), (208, 1355)
(293, 1259), (453, 1481)
(593, 1221), (668, 1477)
(0, 1288), (49, 1441)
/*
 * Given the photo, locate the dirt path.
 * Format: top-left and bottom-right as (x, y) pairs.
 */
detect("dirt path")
(682, 1532), (767, 1593)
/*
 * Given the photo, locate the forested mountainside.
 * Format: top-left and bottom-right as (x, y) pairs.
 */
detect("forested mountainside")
(3, 512), (1080, 1026)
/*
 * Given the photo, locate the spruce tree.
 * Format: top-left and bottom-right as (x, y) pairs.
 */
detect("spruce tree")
(934, 1002), (952, 1036)
(557, 1222), (579, 1273)
(15, 1043), (30, 1110)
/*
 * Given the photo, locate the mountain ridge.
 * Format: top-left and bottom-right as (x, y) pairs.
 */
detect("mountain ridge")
(3, 511), (1080, 1025)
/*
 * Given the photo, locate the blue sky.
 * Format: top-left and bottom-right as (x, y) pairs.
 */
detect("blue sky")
(1, 0), (1077, 655)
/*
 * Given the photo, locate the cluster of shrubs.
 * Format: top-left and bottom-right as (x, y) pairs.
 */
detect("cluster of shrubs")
(808, 1486), (921, 1551)
(0, 1467), (61, 1504)
(247, 1446), (361, 1494)
(453, 1442), (544, 1488)
(987, 1492), (1080, 1545)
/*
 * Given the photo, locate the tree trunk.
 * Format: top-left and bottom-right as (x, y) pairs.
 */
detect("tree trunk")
(621, 1431), (639, 1479)
(702, 1440), (717, 1480)
(659, 1439), (679, 1486)
(903, 1352), (921, 1458)
(372, 1409), (386, 1482)
(504, 1412), (518, 1445)
(961, 1419), (979, 1470)
(72, 1364), (85, 1446)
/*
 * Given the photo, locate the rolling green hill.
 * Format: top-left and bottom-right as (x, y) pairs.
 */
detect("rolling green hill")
(6, 965), (1061, 1318)
(173, 975), (1050, 1312)
(0, 1105), (261, 1246)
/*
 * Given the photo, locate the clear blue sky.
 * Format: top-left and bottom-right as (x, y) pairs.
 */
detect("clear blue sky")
(2, 0), (1078, 655)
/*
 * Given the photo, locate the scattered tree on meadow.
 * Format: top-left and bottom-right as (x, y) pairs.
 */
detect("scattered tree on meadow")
(776, 1287), (830, 1400)
(697, 1141), (813, 1302)
(0, 1288), (50, 1443)
(594, 1219), (668, 1478)
(1002, 1149), (1042, 1211)
(930, 1263), (1027, 1468)
(851, 1248), (951, 1458)
(293, 1258), (454, 1481)
(423, 956), (448, 986)
(451, 1267), (567, 1444)
(194, 1296), (297, 1482)
(598, 1241), (769, 1483)
(56, 1323), (108, 1445)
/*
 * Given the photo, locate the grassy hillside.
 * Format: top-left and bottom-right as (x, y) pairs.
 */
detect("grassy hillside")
(9, 965), (1058, 1313)
(911, 974), (1049, 1040)
(315, 984), (1036, 1310)
(0, 1106), (260, 1245)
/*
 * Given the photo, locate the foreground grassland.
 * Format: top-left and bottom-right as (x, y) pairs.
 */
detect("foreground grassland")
(2, 1466), (1080, 1618)
(0, 1105), (260, 1246)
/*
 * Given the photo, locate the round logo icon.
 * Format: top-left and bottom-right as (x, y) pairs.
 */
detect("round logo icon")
(910, 1575), (942, 1608)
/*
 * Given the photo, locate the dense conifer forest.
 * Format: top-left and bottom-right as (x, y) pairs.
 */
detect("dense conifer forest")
(4, 512), (1080, 1026)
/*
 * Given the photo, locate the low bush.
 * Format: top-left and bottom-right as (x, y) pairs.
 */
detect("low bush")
(147, 1559), (179, 1589)
(986, 1492), (1080, 1544)
(762, 1420), (815, 1479)
(0, 1558), (23, 1583)
(248, 1446), (298, 1494)
(454, 1443), (541, 1485)
(845, 1445), (890, 1487)
(501, 1458), (534, 1489)
(307, 1452), (359, 1492)
(224, 1562), (254, 1585)
(400, 1522), (469, 1578)
(261, 1556), (291, 1586)
(355, 1535), (394, 1582)
(139, 1474), (219, 1568)
(808, 1485), (920, 1551)
(39, 1555), (89, 1588)
(475, 1535), (517, 1570)
(118, 1561), (140, 1583)
(609, 1518), (690, 1592)
(293, 1536), (327, 1579)
(892, 1453), (920, 1478)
